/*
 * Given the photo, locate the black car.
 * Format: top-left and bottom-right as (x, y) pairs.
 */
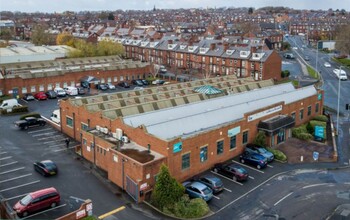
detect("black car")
(213, 163), (249, 181)
(118, 81), (130, 88)
(77, 86), (86, 95)
(195, 174), (224, 193)
(23, 93), (35, 101)
(33, 160), (58, 176)
(141, 79), (149, 86)
(96, 84), (108, 90)
(131, 79), (144, 86)
(45, 90), (57, 99)
(245, 143), (274, 162)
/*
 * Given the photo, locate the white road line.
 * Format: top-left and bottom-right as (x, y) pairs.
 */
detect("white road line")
(224, 188), (232, 192)
(0, 152), (7, 155)
(231, 160), (265, 174)
(3, 193), (29, 201)
(53, 146), (77, 152)
(32, 131), (58, 137)
(302, 183), (333, 189)
(21, 203), (66, 220)
(27, 128), (53, 134)
(274, 192), (293, 206)
(38, 135), (64, 140)
(213, 195), (220, 200)
(0, 174), (32, 183)
(0, 167), (25, 175)
(0, 180), (40, 192)
(249, 176), (255, 180)
(0, 156), (12, 161)
(0, 161), (18, 167)
(69, 196), (86, 202)
(43, 139), (66, 144)
(210, 171), (243, 186)
(267, 164), (274, 168)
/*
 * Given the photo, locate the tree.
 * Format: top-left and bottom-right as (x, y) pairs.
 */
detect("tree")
(248, 7), (254, 14)
(253, 131), (266, 147)
(56, 32), (74, 46)
(150, 64), (160, 79)
(108, 12), (115, 20)
(334, 24), (350, 55)
(96, 40), (124, 56)
(151, 164), (185, 210)
(0, 28), (13, 42)
(31, 24), (53, 46)
(238, 22), (260, 35)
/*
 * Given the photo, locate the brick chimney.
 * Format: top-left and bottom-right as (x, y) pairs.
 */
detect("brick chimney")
(210, 43), (216, 50)
(150, 38), (154, 42)
(250, 46), (257, 53)
(168, 39), (173, 44)
(224, 43), (229, 51)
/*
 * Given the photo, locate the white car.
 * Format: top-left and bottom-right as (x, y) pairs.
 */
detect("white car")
(333, 69), (348, 80)
(324, 62), (331, 68)
(106, 83), (116, 90)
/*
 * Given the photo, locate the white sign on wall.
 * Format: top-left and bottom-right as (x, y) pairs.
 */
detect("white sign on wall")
(247, 105), (282, 122)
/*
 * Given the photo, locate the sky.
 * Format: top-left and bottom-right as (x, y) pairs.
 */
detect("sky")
(1, 0), (349, 13)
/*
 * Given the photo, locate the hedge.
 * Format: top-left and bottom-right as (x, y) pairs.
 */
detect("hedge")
(312, 115), (328, 122)
(0, 95), (13, 103)
(266, 147), (287, 162)
(164, 195), (209, 218)
(1, 106), (28, 115)
(292, 125), (313, 141)
(19, 112), (41, 120)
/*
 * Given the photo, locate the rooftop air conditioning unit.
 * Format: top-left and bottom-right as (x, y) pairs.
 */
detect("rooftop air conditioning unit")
(116, 128), (123, 140)
(112, 133), (118, 139)
(102, 127), (109, 134)
(96, 125), (101, 132)
(121, 136), (129, 143)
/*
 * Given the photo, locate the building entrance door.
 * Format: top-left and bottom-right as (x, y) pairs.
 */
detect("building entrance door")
(277, 129), (285, 144)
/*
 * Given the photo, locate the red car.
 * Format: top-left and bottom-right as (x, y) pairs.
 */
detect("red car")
(34, 92), (47, 100)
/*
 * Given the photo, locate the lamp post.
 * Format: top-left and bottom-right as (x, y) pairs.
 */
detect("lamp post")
(336, 66), (342, 135)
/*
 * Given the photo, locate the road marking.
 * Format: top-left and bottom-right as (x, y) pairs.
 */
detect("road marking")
(43, 139), (66, 144)
(210, 171), (243, 186)
(249, 176), (255, 180)
(231, 160), (265, 174)
(0, 180), (40, 192)
(49, 143), (64, 148)
(267, 164), (273, 168)
(0, 152), (7, 155)
(0, 174), (32, 183)
(224, 188), (232, 192)
(28, 128), (53, 134)
(32, 131), (58, 137)
(0, 156), (12, 161)
(302, 183), (333, 189)
(21, 204), (66, 220)
(213, 195), (220, 200)
(274, 192), (293, 206)
(53, 145), (78, 152)
(0, 167), (25, 175)
(4, 193), (29, 201)
(69, 196), (86, 202)
(98, 206), (126, 219)
(38, 135), (63, 140)
(0, 161), (18, 167)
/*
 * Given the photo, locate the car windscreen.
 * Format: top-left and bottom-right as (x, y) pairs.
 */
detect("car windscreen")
(202, 187), (211, 195)
(20, 194), (33, 206)
(258, 148), (267, 153)
(236, 167), (247, 174)
(44, 163), (56, 169)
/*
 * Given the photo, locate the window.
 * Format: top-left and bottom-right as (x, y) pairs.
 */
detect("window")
(114, 76), (118, 82)
(291, 112), (296, 120)
(101, 78), (105, 83)
(55, 83), (60, 88)
(31, 86), (36, 93)
(83, 138), (87, 146)
(66, 116), (73, 128)
(299, 109), (304, 120)
(182, 153), (190, 170)
(217, 140), (224, 155)
(81, 123), (88, 131)
(63, 82), (68, 87)
(242, 131), (249, 144)
(200, 146), (208, 162)
(315, 103), (319, 113)
(230, 135), (236, 150)
(307, 106), (312, 116)
(107, 77), (111, 83)
(22, 87), (27, 94)
(47, 84), (53, 90)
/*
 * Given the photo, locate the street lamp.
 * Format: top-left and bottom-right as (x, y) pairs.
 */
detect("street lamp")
(336, 66), (342, 135)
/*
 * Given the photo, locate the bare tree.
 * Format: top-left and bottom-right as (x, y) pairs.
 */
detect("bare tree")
(150, 64), (160, 79)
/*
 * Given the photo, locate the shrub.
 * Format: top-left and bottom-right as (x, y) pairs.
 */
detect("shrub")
(292, 125), (307, 137)
(298, 133), (313, 141)
(253, 131), (266, 147)
(266, 147), (287, 162)
(306, 122), (314, 134)
(281, 70), (290, 78)
(313, 115), (328, 122)
(172, 195), (209, 218)
(1, 106), (29, 115)
(19, 112), (41, 120)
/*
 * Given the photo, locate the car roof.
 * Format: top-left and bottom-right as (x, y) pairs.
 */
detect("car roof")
(190, 181), (208, 190)
(30, 187), (58, 198)
(201, 174), (221, 182)
(41, 160), (54, 164)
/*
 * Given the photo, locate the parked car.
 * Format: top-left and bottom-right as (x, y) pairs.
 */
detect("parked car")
(96, 84), (108, 90)
(15, 117), (46, 130)
(0, 98), (19, 110)
(195, 174), (224, 193)
(182, 181), (213, 202)
(63, 86), (78, 96)
(76, 86), (85, 95)
(23, 93), (35, 101)
(304, 55), (310, 61)
(245, 143), (274, 162)
(152, 79), (165, 85)
(159, 65), (167, 73)
(141, 79), (149, 86)
(133, 86), (144, 91)
(118, 81), (130, 88)
(240, 151), (268, 169)
(324, 62), (331, 68)
(45, 90), (57, 99)
(106, 83), (116, 90)
(212, 163), (249, 182)
(13, 187), (60, 217)
(284, 53), (294, 59)
(33, 160), (58, 176)
(131, 79), (144, 86)
(34, 92), (47, 100)
(333, 69), (348, 80)
(54, 87), (66, 97)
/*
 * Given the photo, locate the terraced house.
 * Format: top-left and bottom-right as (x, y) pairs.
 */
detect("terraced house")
(59, 76), (323, 203)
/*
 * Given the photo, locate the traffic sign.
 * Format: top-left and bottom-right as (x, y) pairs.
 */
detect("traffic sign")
(313, 151), (319, 161)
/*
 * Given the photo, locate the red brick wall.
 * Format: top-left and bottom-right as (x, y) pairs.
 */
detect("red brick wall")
(263, 50), (282, 81)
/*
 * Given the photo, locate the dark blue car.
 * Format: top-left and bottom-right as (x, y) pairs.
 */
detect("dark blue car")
(182, 181), (213, 202)
(195, 174), (224, 193)
(240, 151), (267, 169)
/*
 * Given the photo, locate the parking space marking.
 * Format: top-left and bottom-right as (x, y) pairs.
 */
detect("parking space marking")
(231, 160), (265, 174)
(21, 203), (67, 220)
(38, 135), (64, 140)
(48, 143), (64, 148)
(210, 171), (243, 186)
(0, 167), (25, 175)
(267, 164), (273, 168)
(213, 195), (220, 200)
(44, 139), (66, 144)
(98, 206), (126, 219)
(0, 161), (18, 167)
(249, 176), (255, 180)
(0, 180), (40, 192)
(274, 192), (293, 206)
(0, 174), (32, 183)
(224, 188), (232, 192)
(53, 145), (78, 152)
(3, 193), (29, 201)
(32, 131), (58, 137)
(0, 152), (7, 155)
(0, 156), (12, 161)
(28, 128), (53, 134)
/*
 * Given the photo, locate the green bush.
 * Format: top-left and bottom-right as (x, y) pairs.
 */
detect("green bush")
(313, 115), (328, 122)
(281, 70), (290, 78)
(253, 131), (266, 147)
(172, 195), (209, 218)
(306, 122), (314, 134)
(266, 147), (287, 162)
(1, 106), (29, 115)
(292, 125), (307, 137)
(309, 120), (326, 128)
(19, 112), (41, 120)
(298, 133), (313, 141)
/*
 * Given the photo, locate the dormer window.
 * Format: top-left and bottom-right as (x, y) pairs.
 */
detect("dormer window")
(240, 51), (251, 58)
(226, 50), (234, 55)
(180, 45), (187, 50)
(199, 48), (209, 54)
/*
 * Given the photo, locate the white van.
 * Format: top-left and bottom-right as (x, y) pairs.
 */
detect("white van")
(50, 109), (60, 124)
(0, 98), (19, 110)
(54, 87), (66, 97)
(63, 86), (78, 96)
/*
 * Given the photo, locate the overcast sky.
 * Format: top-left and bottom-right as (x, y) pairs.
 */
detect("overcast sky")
(1, 0), (349, 13)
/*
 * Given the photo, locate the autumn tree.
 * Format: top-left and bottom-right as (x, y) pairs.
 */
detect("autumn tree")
(96, 40), (124, 56)
(56, 32), (74, 46)
(0, 28), (13, 42)
(31, 24), (53, 46)
(238, 22), (260, 35)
